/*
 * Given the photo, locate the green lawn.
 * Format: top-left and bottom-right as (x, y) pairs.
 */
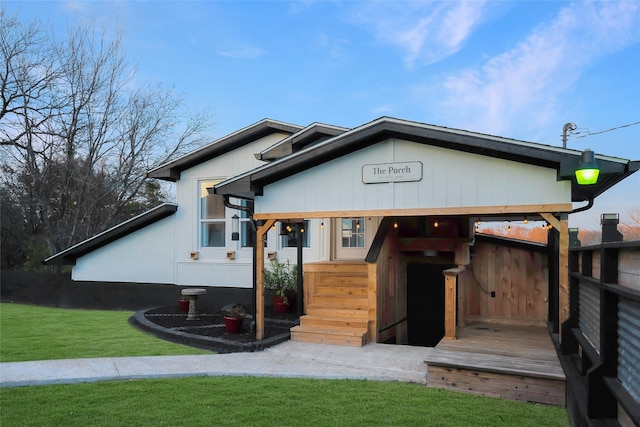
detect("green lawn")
(0, 376), (569, 426)
(0, 303), (212, 361)
(0, 302), (569, 426)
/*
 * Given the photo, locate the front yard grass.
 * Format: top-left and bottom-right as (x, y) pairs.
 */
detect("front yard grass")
(0, 376), (569, 426)
(0, 303), (212, 362)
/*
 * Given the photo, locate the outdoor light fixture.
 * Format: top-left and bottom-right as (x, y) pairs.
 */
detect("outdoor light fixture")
(231, 214), (239, 241)
(393, 221), (398, 229)
(575, 148), (600, 185)
(279, 223), (290, 236)
(523, 217), (528, 224)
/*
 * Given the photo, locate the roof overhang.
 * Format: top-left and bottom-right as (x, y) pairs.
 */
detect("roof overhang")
(146, 119), (303, 182)
(215, 117), (637, 203)
(44, 203), (178, 265)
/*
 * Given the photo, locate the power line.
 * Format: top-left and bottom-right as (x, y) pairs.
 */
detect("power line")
(572, 120), (640, 139)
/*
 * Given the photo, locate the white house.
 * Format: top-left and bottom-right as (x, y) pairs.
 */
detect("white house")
(46, 117), (638, 346)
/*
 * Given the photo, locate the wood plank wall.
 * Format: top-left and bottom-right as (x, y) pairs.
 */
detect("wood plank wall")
(461, 242), (549, 327)
(619, 248), (640, 291)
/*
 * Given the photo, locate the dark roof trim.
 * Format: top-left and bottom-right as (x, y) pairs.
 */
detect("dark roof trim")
(215, 117), (636, 202)
(255, 122), (349, 161)
(44, 203), (178, 265)
(146, 119), (303, 182)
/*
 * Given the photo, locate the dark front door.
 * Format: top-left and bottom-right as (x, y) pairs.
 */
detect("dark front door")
(407, 263), (453, 347)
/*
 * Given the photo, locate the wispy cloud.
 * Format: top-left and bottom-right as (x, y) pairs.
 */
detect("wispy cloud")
(352, 1), (487, 67)
(219, 44), (266, 60)
(439, 1), (640, 136)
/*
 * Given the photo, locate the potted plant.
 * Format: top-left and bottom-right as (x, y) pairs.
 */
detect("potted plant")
(264, 259), (297, 312)
(222, 303), (246, 333)
(178, 297), (190, 313)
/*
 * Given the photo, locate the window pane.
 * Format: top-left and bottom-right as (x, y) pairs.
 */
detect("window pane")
(202, 222), (225, 247)
(341, 217), (364, 248)
(201, 193), (225, 219)
(240, 199), (254, 218)
(241, 221), (254, 248)
(280, 220), (310, 248)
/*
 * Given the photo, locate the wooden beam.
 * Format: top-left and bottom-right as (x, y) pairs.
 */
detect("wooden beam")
(255, 218), (276, 340)
(558, 217), (569, 338)
(540, 213), (569, 341)
(443, 267), (466, 339)
(540, 213), (561, 230)
(253, 204), (573, 220)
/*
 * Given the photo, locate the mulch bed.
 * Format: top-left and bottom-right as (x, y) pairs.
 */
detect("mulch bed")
(130, 304), (299, 353)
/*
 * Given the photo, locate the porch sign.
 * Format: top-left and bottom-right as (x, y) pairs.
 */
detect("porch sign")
(362, 161), (423, 184)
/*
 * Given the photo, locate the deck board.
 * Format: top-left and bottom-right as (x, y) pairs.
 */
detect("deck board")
(425, 323), (565, 405)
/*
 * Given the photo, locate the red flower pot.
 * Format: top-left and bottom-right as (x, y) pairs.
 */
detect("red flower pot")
(179, 298), (189, 313)
(272, 296), (288, 313)
(224, 316), (243, 334)
(272, 294), (296, 313)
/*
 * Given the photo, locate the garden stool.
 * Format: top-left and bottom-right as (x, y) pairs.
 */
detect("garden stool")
(181, 288), (207, 320)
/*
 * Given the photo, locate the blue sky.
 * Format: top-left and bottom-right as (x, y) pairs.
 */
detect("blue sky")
(6, 1), (640, 230)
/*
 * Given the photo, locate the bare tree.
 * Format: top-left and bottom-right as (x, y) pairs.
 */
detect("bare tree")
(0, 9), (213, 269)
(619, 209), (640, 241)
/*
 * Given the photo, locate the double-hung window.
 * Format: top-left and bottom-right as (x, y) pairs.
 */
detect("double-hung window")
(200, 181), (225, 247)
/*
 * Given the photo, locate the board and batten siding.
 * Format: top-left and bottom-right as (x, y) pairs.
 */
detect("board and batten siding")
(72, 132), (312, 288)
(172, 132), (325, 288)
(72, 215), (177, 284)
(255, 138), (571, 215)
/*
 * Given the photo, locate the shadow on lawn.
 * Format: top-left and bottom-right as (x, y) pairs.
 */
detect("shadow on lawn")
(130, 305), (299, 354)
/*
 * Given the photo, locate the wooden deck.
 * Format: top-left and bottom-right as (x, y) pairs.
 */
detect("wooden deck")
(425, 323), (566, 406)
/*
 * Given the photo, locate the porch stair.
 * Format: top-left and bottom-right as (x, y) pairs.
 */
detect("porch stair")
(291, 262), (371, 347)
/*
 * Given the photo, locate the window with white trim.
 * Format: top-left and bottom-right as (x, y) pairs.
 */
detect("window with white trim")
(200, 181), (225, 247)
(341, 217), (365, 248)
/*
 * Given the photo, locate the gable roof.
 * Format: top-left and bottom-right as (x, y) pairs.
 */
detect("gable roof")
(255, 122), (349, 161)
(214, 117), (638, 203)
(44, 203), (178, 265)
(146, 119), (303, 182)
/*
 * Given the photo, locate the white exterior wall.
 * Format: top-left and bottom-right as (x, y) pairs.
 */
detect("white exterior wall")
(256, 138), (572, 215)
(72, 215), (176, 283)
(71, 131), (327, 287)
(172, 132), (323, 288)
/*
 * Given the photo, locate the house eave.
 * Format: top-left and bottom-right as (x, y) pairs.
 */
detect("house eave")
(146, 119), (303, 182)
(215, 117), (637, 203)
(43, 203), (178, 265)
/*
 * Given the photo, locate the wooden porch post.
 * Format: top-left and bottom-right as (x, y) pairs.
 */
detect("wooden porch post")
(255, 219), (276, 340)
(443, 267), (465, 340)
(541, 213), (569, 341)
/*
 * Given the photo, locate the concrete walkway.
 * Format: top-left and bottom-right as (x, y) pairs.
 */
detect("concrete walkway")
(0, 341), (433, 388)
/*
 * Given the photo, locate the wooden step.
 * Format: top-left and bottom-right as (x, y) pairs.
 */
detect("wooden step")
(315, 285), (368, 296)
(317, 276), (368, 287)
(300, 314), (369, 330)
(311, 295), (369, 310)
(290, 325), (368, 347)
(304, 262), (368, 274)
(305, 306), (369, 319)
